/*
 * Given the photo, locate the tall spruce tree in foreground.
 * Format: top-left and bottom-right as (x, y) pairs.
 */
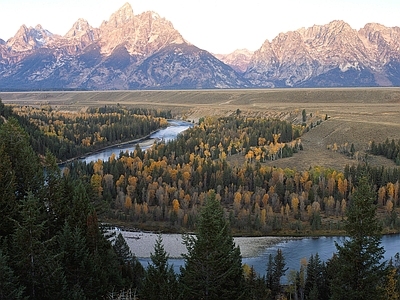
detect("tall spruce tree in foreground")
(141, 234), (178, 300)
(266, 248), (288, 298)
(179, 190), (245, 300)
(328, 176), (387, 300)
(113, 233), (144, 292)
(305, 253), (328, 300)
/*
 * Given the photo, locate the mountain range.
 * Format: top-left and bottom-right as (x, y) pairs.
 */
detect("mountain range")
(1, 3), (400, 90)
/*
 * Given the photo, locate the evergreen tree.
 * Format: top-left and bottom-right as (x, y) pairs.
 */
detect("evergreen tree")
(302, 109), (307, 123)
(180, 190), (245, 299)
(11, 192), (64, 299)
(329, 176), (387, 300)
(141, 234), (178, 300)
(305, 253), (328, 300)
(0, 118), (43, 201)
(84, 212), (124, 299)
(57, 222), (91, 299)
(0, 248), (25, 299)
(266, 249), (288, 298)
(0, 98), (13, 120)
(244, 265), (269, 300)
(113, 232), (144, 291)
(0, 144), (17, 237)
(113, 233), (133, 264)
(42, 151), (64, 236)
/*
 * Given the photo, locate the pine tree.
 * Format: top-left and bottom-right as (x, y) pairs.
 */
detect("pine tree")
(180, 190), (245, 299)
(141, 234), (178, 300)
(113, 232), (144, 291)
(0, 248), (25, 299)
(305, 253), (328, 300)
(11, 192), (64, 299)
(57, 222), (91, 299)
(0, 118), (43, 201)
(0, 143), (17, 237)
(329, 176), (387, 300)
(83, 212), (125, 299)
(266, 249), (288, 298)
(113, 233), (132, 264)
(244, 265), (269, 300)
(42, 151), (64, 236)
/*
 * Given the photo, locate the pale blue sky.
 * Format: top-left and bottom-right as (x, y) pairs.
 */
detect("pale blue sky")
(1, 0), (399, 53)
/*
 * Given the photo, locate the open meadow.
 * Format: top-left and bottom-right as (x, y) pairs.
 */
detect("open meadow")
(2, 87), (400, 171)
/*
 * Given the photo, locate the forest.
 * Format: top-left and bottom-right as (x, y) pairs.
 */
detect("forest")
(1, 98), (400, 299)
(0, 102), (171, 161)
(58, 112), (400, 236)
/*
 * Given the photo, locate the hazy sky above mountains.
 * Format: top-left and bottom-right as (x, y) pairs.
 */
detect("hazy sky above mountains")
(2, 0), (399, 53)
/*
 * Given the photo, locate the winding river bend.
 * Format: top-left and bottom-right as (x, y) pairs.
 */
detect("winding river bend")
(80, 120), (193, 164)
(87, 121), (399, 279)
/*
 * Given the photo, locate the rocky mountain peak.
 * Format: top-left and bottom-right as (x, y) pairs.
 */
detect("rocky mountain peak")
(99, 4), (185, 56)
(360, 22), (400, 44)
(58, 18), (99, 54)
(103, 2), (134, 29)
(298, 20), (356, 43)
(214, 49), (254, 73)
(65, 18), (92, 38)
(6, 24), (54, 52)
(363, 22), (388, 32)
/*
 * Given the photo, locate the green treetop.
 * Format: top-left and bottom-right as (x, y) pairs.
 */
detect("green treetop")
(141, 234), (178, 300)
(329, 176), (387, 300)
(179, 190), (245, 300)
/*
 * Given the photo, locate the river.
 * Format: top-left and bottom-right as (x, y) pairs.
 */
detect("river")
(126, 232), (400, 281)
(88, 121), (399, 279)
(80, 120), (193, 164)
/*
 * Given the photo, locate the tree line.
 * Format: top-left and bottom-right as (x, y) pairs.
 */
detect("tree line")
(370, 138), (400, 165)
(2, 100), (171, 161)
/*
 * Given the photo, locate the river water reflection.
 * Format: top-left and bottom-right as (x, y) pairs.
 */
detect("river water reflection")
(134, 233), (400, 281)
(80, 120), (193, 164)
(241, 234), (400, 278)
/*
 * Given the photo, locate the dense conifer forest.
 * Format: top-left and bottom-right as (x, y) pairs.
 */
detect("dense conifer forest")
(1, 99), (400, 299)
(1, 102), (171, 161)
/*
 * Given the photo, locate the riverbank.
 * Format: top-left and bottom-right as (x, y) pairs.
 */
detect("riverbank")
(101, 216), (400, 244)
(59, 120), (193, 165)
(109, 229), (291, 258)
(58, 129), (161, 165)
(109, 228), (400, 281)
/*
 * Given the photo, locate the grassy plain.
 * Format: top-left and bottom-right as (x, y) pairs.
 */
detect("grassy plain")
(2, 88), (400, 172)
